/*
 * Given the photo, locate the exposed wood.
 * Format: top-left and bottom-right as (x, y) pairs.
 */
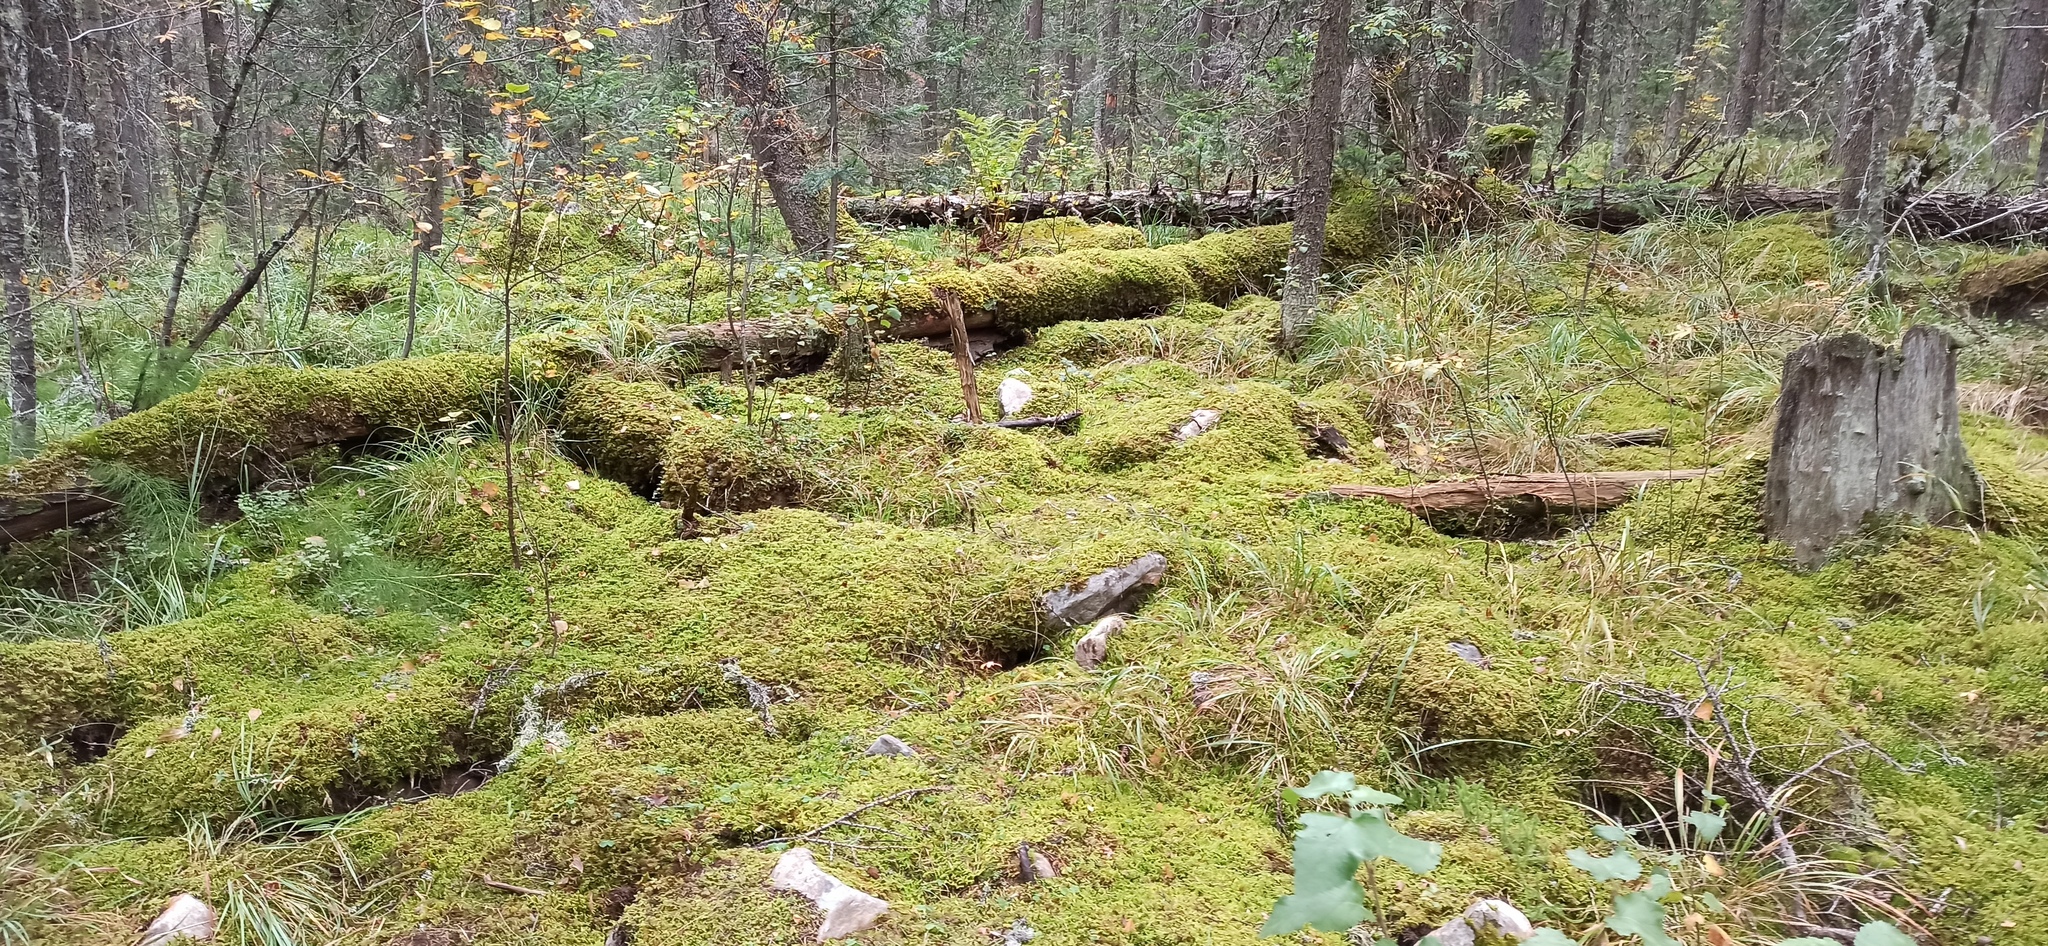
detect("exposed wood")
(477, 874), (549, 897)
(938, 290), (982, 424)
(1328, 469), (1714, 516)
(851, 185), (2048, 244)
(1580, 427), (1669, 447)
(0, 490), (120, 546)
(1763, 327), (1981, 568)
(993, 411), (1083, 430)
(845, 189), (1296, 228)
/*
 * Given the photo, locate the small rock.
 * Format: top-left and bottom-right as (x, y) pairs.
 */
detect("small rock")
(1422, 898), (1535, 946)
(864, 734), (917, 757)
(1446, 641), (1492, 669)
(1828, 616), (1856, 630)
(1037, 553), (1167, 629)
(1015, 842), (1057, 882)
(138, 894), (217, 946)
(1175, 408), (1223, 441)
(1073, 615), (1126, 670)
(1000, 919), (1039, 946)
(769, 847), (890, 941)
(999, 378), (1034, 418)
(1308, 424), (1352, 458)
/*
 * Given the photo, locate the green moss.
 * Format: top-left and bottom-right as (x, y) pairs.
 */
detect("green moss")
(557, 374), (696, 491)
(1009, 216), (1150, 254)
(1724, 218), (1834, 286)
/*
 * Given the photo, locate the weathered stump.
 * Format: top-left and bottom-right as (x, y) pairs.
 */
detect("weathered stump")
(1763, 326), (1982, 568)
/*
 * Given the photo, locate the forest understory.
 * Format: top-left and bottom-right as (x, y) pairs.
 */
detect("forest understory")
(3, 191), (2047, 946)
(6, 0), (2048, 942)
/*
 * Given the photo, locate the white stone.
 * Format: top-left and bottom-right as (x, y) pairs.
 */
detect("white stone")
(1074, 615), (1126, 670)
(1422, 899), (1536, 946)
(999, 378), (1034, 418)
(1176, 408), (1222, 441)
(769, 847), (890, 941)
(138, 894), (216, 946)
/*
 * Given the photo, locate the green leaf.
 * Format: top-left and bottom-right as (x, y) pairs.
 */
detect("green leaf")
(1262, 812), (1372, 935)
(1854, 921), (1915, 946)
(1294, 770), (1358, 800)
(1355, 810), (1443, 874)
(1525, 930), (1580, 946)
(1683, 811), (1727, 842)
(1568, 847), (1644, 882)
(504, 82), (531, 93)
(1605, 890), (1679, 946)
(1593, 824), (1633, 844)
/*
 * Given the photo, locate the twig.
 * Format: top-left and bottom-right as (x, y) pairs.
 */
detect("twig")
(478, 873), (548, 896)
(753, 786), (955, 847)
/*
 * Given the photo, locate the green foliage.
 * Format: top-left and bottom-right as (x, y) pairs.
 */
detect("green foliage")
(1264, 771), (1444, 936)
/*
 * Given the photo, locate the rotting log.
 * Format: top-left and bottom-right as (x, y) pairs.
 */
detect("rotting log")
(0, 353), (500, 546)
(1328, 469), (1714, 522)
(851, 185), (2048, 245)
(1763, 326), (1981, 569)
(1038, 553), (1168, 629)
(657, 223), (1311, 375)
(845, 188), (1297, 229)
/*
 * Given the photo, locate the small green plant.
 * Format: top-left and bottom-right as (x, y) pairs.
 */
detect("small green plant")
(1262, 770), (1443, 937)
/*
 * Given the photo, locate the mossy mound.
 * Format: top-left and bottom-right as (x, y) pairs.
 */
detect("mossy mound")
(1724, 218), (1835, 285)
(1009, 216), (1149, 254)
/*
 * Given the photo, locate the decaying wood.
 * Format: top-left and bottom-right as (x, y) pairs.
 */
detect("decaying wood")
(852, 185), (2048, 244)
(1328, 469), (1714, 517)
(1580, 427), (1669, 448)
(0, 489), (120, 545)
(1763, 327), (1981, 568)
(845, 188), (1296, 228)
(993, 411), (1083, 430)
(937, 290), (982, 424)
(1038, 553), (1168, 629)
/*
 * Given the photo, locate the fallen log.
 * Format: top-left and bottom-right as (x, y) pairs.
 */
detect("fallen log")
(1328, 469), (1714, 533)
(845, 188), (1296, 229)
(850, 185), (2048, 244)
(0, 353), (500, 547)
(993, 411), (1083, 431)
(1579, 428), (1669, 448)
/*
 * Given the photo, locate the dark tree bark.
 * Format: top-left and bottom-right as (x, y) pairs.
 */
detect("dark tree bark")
(1727, 0), (1770, 134)
(0, 0), (33, 456)
(1658, 0), (1705, 152)
(1503, 0), (1545, 94)
(1990, 0), (2048, 166)
(704, 0), (831, 257)
(1277, 0), (1352, 355)
(1555, 0), (1597, 160)
(1944, 0), (1982, 127)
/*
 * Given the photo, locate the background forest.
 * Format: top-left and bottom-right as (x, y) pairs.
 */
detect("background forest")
(2, 1), (2048, 946)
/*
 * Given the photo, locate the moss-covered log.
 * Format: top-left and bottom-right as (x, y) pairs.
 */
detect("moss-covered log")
(0, 354), (500, 545)
(658, 212), (1388, 374)
(846, 188), (1297, 228)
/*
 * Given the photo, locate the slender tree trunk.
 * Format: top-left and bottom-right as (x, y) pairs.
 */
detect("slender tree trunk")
(1093, 0), (1123, 170)
(1946, 0), (1982, 123)
(1727, 0), (1769, 134)
(1659, 0), (1705, 152)
(1025, 0), (1046, 116)
(1277, 0), (1352, 355)
(1503, 0), (1545, 95)
(1555, 0), (1598, 160)
(704, 0), (832, 257)
(0, 1), (34, 456)
(199, 2), (252, 234)
(1990, 0), (2048, 167)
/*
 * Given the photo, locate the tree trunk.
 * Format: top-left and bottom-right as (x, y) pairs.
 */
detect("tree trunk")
(704, 0), (832, 257)
(1727, 0), (1769, 134)
(0, 0), (33, 457)
(1277, 0), (1352, 355)
(1990, 0), (2048, 167)
(1658, 0), (1705, 153)
(1555, 0), (1598, 160)
(1763, 327), (1981, 569)
(199, 2), (251, 233)
(1503, 0), (1545, 95)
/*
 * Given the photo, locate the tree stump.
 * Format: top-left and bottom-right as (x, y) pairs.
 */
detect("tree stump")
(1763, 326), (1982, 568)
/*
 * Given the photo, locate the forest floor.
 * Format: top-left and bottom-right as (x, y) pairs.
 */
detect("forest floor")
(3, 204), (2048, 946)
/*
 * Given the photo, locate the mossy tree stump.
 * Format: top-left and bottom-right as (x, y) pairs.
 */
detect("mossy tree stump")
(1763, 325), (1982, 568)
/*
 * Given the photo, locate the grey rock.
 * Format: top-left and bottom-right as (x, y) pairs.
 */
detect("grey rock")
(1422, 899), (1535, 946)
(1447, 641), (1492, 669)
(999, 378), (1034, 418)
(1037, 553), (1167, 629)
(1000, 919), (1039, 946)
(138, 894), (217, 946)
(864, 734), (917, 757)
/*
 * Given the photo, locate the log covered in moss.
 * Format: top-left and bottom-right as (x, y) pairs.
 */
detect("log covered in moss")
(1, 354), (501, 545)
